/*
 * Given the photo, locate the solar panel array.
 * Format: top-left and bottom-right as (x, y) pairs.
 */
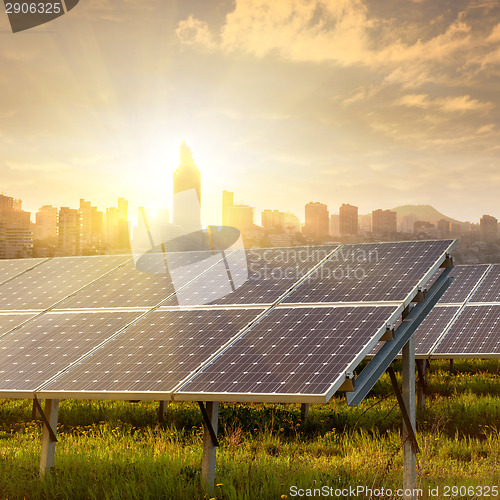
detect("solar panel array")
(0, 240), (456, 402)
(368, 264), (500, 359)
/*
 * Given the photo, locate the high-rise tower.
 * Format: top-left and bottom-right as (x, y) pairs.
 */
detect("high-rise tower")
(173, 142), (201, 228)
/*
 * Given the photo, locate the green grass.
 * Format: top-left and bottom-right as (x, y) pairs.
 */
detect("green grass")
(0, 360), (499, 499)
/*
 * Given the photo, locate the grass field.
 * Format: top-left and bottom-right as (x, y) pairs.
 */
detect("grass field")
(0, 360), (499, 500)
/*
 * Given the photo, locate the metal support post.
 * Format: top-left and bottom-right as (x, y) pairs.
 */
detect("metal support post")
(416, 359), (429, 412)
(199, 401), (219, 490)
(402, 337), (417, 499)
(38, 399), (59, 478)
(300, 403), (310, 422)
(158, 401), (169, 422)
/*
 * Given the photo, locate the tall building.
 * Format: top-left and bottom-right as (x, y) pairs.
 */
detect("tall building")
(339, 204), (358, 236)
(0, 194), (33, 258)
(329, 214), (340, 237)
(304, 202), (329, 238)
(437, 219), (451, 238)
(222, 190), (255, 234)
(261, 209), (285, 230)
(283, 212), (301, 232)
(414, 220), (435, 236)
(358, 214), (372, 236)
(222, 190), (234, 226)
(480, 215), (498, 243)
(0, 194), (31, 229)
(4, 227), (33, 258)
(58, 207), (80, 256)
(372, 209), (397, 236)
(400, 215), (417, 234)
(79, 199), (104, 255)
(105, 198), (130, 250)
(34, 205), (58, 241)
(228, 204), (254, 233)
(173, 142), (201, 228)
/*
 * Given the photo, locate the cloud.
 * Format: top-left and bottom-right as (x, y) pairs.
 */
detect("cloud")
(176, 15), (216, 51)
(177, 0), (374, 65)
(175, 0), (500, 93)
(396, 94), (493, 113)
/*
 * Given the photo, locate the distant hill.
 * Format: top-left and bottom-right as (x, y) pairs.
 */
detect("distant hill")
(390, 205), (463, 225)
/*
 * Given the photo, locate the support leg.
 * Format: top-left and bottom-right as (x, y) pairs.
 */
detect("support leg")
(449, 359), (454, 372)
(402, 338), (417, 500)
(39, 399), (59, 478)
(201, 402), (219, 490)
(416, 359), (428, 412)
(158, 401), (169, 422)
(300, 403), (309, 422)
(32, 399), (40, 419)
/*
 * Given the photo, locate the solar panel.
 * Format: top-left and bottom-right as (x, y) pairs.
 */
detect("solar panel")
(413, 306), (461, 355)
(0, 256), (129, 311)
(0, 311), (141, 395)
(283, 240), (453, 304)
(176, 305), (399, 402)
(38, 308), (263, 397)
(437, 265), (490, 304)
(0, 258), (48, 286)
(0, 313), (38, 337)
(163, 246), (338, 306)
(53, 252), (211, 309)
(469, 264), (500, 303)
(432, 305), (500, 357)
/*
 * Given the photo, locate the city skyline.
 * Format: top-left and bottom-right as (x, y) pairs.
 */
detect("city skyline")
(2, 1), (500, 223)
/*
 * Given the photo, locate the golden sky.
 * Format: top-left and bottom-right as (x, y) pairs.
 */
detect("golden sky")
(1, 0), (500, 224)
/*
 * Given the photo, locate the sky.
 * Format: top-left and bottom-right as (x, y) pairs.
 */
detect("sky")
(1, 0), (500, 225)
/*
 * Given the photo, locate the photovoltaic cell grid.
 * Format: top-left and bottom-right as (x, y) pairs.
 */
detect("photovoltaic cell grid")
(54, 252), (223, 310)
(40, 309), (263, 395)
(411, 306), (460, 356)
(436, 265), (489, 304)
(0, 313), (38, 337)
(469, 264), (500, 303)
(0, 311), (141, 394)
(0, 258), (48, 286)
(433, 305), (500, 356)
(0, 256), (129, 311)
(163, 246), (339, 306)
(369, 265), (500, 359)
(283, 240), (453, 304)
(177, 306), (398, 399)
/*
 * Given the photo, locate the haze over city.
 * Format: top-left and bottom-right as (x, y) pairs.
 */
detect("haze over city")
(2, 0), (500, 224)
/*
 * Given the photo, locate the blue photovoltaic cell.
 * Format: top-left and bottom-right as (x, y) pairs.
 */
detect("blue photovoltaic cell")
(0, 311), (141, 392)
(163, 246), (338, 306)
(469, 265), (500, 303)
(433, 305), (500, 356)
(178, 306), (397, 397)
(0, 313), (37, 337)
(40, 309), (263, 394)
(437, 265), (489, 304)
(283, 240), (453, 304)
(0, 256), (129, 310)
(0, 258), (48, 285)
(413, 305), (460, 355)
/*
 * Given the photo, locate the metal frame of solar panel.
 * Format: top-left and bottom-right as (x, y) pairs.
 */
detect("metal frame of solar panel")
(31, 240), (456, 404)
(367, 264), (491, 360)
